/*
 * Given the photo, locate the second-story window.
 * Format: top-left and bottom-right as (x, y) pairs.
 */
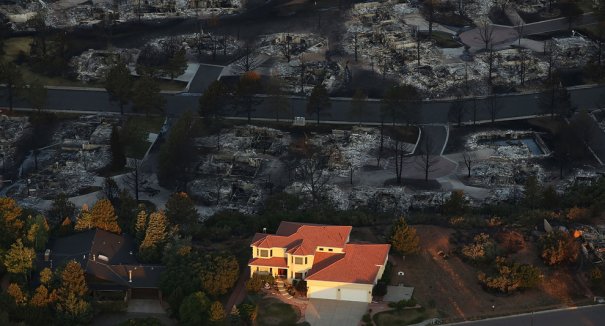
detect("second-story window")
(305, 257), (308, 264)
(260, 250), (269, 257)
(294, 257), (304, 264)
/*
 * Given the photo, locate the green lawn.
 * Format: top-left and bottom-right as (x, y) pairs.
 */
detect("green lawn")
(373, 308), (437, 326)
(255, 297), (300, 326)
(2, 37), (186, 91)
(122, 116), (165, 159)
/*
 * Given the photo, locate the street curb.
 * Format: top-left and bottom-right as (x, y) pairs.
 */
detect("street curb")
(445, 304), (602, 325)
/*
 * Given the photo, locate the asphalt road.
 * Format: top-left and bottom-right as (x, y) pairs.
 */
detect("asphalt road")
(2, 63), (605, 125)
(447, 305), (605, 326)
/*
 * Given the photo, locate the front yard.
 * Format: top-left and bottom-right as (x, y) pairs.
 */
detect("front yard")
(373, 307), (438, 326)
(255, 297), (302, 326)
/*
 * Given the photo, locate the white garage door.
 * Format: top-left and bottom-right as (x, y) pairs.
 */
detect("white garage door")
(309, 286), (338, 300)
(340, 287), (370, 302)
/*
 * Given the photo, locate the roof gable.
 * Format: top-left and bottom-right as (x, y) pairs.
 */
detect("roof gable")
(251, 222), (351, 254)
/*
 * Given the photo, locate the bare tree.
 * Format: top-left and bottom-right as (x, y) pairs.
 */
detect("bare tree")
(123, 158), (143, 201)
(477, 19), (495, 51)
(514, 19), (525, 47)
(417, 133), (439, 181)
(392, 129), (413, 185)
(544, 40), (556, 81)
(422, 0), (437, 38)
(353, 32), (359, 62)
(448, 95), (466, 127)
(518, 48), (528, 86)
(486, 93), (502, 124)
(279, 34), (292, 63)
(232, 41), (261, 74)
(297, 151), (332, 207)
(462, 151), (475, 178)
(266, 75), (290, 122)
(483, 45), (498, 85)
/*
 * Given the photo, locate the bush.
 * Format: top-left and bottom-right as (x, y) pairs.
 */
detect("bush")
(539, 230), (579, 266)
(372, 282), (388, 297)
(461, 233), (497, 263)
(477, 257), (541, 293)
(245, 274), (275, 293)
(362, 313), (372, 323)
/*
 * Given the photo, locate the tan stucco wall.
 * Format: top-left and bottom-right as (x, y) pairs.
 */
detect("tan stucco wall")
(307, 280), (373, 302)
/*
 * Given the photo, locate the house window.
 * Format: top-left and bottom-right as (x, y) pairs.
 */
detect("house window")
(319, 248), (324, 251)
(269, 268), (272, 274)
(256, 248), (259, 256)
(260, 250), (269, 257)
(305, 257), (308, 264)
(256, 267), (259, 272)
(294, 257), (304, 264)
(328, 248), (333, 252)
(270, 250), (273, 256)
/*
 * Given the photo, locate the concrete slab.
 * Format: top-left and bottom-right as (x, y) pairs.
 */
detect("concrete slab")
(384, 286), (415, 302)
(127, 299), (166, 313)
(305, 299), (368, 326)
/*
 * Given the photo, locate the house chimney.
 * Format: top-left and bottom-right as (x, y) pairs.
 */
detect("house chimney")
(128, 270), (132, 283)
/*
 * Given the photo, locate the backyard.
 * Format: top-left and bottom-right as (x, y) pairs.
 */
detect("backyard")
(394, 225), (593, 323)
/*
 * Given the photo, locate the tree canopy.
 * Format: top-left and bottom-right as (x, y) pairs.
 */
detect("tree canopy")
(390, 216), (420, 255)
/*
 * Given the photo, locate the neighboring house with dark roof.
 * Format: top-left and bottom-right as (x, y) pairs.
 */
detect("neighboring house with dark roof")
(42, 229), (164, 300)
(249, 221), (390, 302)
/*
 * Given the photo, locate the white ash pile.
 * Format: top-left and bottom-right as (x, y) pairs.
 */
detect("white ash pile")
(258, 33), (325, 58)
(464, 0), (496, 20)
(552, 36), (598, 69)
(0, 115), (32, 172)
(187, 179), (263, 215)
(485, 185), (524, 204)
(184, 32), (240, 58)
(69, 49), (140, 83)
(477, 48), (548, 86)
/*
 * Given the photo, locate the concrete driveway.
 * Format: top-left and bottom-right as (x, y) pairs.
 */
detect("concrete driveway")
(305, 299), (368, 326)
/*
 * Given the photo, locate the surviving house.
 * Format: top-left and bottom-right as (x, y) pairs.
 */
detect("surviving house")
(42, 229), (164, 300)
(249, 221), (390, 302)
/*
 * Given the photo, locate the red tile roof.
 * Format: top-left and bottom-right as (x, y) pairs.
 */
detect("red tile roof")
(251, 223), (351, 255)
(248, 257), (288, 268)
(306, 244), (390, 284)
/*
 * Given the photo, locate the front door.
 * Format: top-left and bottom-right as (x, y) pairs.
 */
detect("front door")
(278, 269), (287, 278)
(295, 272), (304, 280)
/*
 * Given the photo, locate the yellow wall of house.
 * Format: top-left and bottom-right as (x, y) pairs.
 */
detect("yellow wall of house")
(249, 266), (280, 277)
(251, 246), (287, 259)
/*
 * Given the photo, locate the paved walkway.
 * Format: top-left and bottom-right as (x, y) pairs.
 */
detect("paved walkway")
(460, 13), (597, 52)
(305, 298), (368, 326)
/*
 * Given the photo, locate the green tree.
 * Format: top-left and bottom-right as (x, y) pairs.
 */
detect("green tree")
(164, 47), (187, 80)
(539, 230), (579, 266)
(91, 199), (121, 233)
(199, 80), (229, 123)
(140, 211), (168, 262)
(47, 193), (76, 226)
(132, 74), (165, 117)
(209, 301), (225, 322)
(0, 197), (24, 247)
(74, 205), (94, 232)
(158, 111), (195, 188)
(441, 190), (468, 216)
(179, 291), (210, 325)
(390, 216), (420, 256)
(55, 260), (91, 324)
(105, 60), (134, 115)
(134, 207), (148, 243)
(165, 192), (198, 231)
(26, 79), (47, 113)
(4, 239), (36, 282)
(199, 254), (240, 297)
(307, 83), (331, 125)
(26, 214), (49, 251)
(350, 88), (367, 125)
(0, 61), (24, 111)
(233, 71), (263, 123)
(117, 189), (138, 233)
(522, 176), (542, 209)
(110, 126), (126, 171)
